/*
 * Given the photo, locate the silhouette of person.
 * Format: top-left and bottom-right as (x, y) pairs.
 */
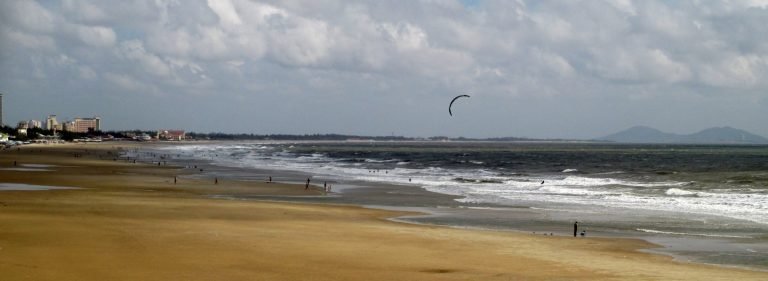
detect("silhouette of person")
(574, 221), (578, 237)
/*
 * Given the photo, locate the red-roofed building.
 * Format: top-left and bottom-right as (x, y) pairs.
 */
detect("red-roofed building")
(157, 130), (186, 141)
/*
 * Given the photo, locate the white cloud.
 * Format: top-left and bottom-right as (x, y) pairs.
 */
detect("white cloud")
(606, 0), (637, 15)
(104, 72), (142, 90)
(62, 0), (108, 23)
(75, 25), (116, 47)
(79, 65), (97, 79)
(3, 29), (57, 51)
(207, 0), (243, 26)
(380, 22), (429, 51)
(4, 0), (56, 33)
(116, 40), (171, 77)
(589, 47), (691, 83)
(744, 0), (768, 9)
(700, 54), (765, 87)
(530, 48), (575, 77)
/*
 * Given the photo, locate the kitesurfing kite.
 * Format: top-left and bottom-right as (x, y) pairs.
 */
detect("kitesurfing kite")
(448, 94), (470, 116)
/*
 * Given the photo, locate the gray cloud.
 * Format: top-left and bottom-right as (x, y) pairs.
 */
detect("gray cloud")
(1, 0), (767, 138)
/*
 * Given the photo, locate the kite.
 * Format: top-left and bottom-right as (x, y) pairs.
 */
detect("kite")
(448, 94), (470, 116)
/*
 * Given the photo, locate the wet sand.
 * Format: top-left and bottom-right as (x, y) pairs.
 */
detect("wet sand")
(0, 142), (766, 280)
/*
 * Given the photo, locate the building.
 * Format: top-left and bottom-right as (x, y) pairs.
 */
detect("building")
(45, 115), (59, 131)
(135, 133), (152, 141)
(62, 121), (75, 132)
(157, 130), (186, 141)
(27, 120), (42, 129)
(16, 119), (28, 136)
(71, 116), (101, 133)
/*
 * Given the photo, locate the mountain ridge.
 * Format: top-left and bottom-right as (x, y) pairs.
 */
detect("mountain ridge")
(598, 126), (768, 144)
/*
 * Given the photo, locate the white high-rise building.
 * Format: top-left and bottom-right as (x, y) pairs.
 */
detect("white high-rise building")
(45, 115), (59, 131)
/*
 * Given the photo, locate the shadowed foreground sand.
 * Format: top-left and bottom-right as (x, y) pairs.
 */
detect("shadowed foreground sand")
(0, 143), (765, 280)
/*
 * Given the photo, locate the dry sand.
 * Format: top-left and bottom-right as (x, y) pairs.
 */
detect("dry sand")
(0, 143), (766, 280)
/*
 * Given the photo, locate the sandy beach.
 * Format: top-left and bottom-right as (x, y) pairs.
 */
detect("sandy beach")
(0, 143), (766, 280)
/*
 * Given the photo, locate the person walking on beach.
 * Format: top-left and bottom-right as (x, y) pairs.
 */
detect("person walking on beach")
(573, 221), (578, 237)
(305, 178), (310, 190)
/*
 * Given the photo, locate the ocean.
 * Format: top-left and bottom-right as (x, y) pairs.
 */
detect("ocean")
(149, 141), (768, 270)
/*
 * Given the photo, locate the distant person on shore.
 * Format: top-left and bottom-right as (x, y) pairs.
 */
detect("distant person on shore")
(174, 176), (177, 184)
(305, 178), (310, 190)
(574, 221), (578, 237)
(215, 177), (218, 184)
(13, 160), (17, 166)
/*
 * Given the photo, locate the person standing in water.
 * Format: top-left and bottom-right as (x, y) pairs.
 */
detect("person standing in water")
(305, 178), (310, 190)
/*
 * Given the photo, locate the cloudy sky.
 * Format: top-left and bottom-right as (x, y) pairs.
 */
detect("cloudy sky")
(1, 0), (767, 139)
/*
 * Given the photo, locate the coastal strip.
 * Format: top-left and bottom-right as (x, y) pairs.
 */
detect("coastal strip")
(0, 143), (765, 280)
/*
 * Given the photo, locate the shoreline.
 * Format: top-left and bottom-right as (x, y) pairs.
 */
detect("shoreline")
(143, 141), (768, 272)
(1, 142), (766, 280)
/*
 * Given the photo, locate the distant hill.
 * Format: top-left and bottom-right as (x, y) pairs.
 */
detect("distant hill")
(598, 126), (768, 144)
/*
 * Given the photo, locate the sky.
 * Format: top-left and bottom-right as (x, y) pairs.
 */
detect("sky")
(1, 0), (768, 139)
